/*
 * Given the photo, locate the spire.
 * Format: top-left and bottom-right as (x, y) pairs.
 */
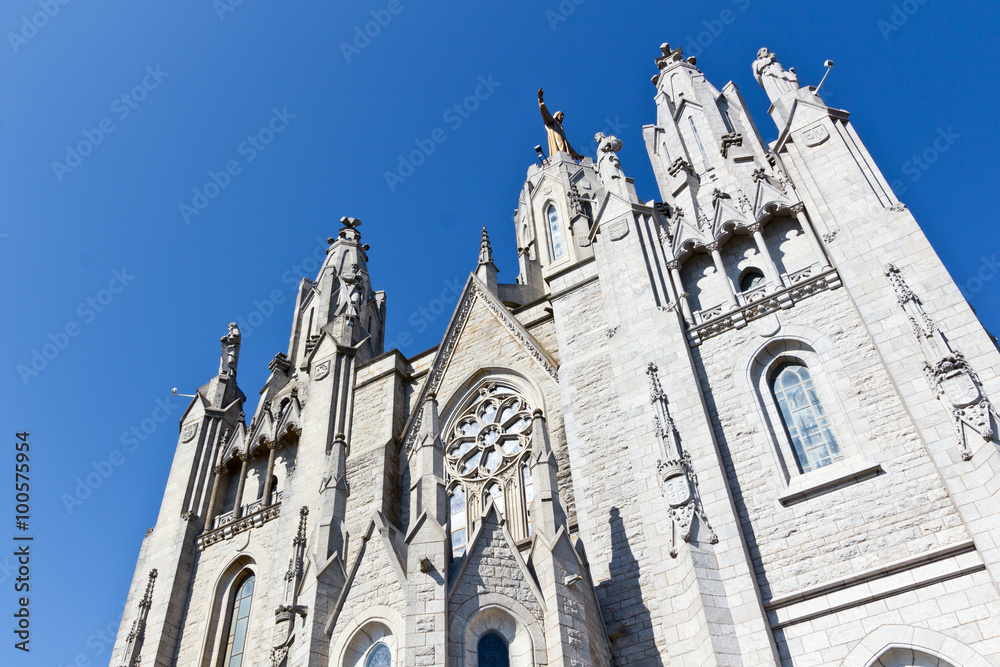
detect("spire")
(528, 409), (567, 537)
(478, 227), (494, 265)
(475, 226), (499, 294)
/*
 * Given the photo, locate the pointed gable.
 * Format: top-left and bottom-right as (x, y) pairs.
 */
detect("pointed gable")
(448, 504), (545, 624)
(401, 274), (558, 453)
(327, 513), (407, 637)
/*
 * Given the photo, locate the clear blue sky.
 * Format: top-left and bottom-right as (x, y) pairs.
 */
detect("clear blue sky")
(0, 0), (996, 663)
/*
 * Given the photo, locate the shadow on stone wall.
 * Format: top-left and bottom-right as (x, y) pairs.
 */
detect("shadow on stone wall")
(597, 506), (664, 667)
(690, 346), (772, 599)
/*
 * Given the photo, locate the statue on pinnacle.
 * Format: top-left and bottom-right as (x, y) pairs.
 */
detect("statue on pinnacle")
(538, 88), (583, 160)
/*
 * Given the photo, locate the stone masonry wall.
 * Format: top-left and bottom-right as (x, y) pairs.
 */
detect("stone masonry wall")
(692, 279), (968, 601)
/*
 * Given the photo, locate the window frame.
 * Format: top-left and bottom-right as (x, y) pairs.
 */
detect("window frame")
(750, 342), (864, 486)
(217, 570), (255, 667)
(442, 378), (541, 559)
(770, 362), (844, 474)
(544, 202), (568, 265)
(364, 642), (392, 667)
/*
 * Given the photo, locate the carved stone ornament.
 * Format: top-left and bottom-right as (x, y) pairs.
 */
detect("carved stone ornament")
(313, 359), (331, 381)
(271, 507), (309, 667)
(181, 422), (198, 443)
(923, 353), (1000, 461)
(798, 121), (830, 148)
(605, 217), (630, 241)
(647, 363), (717, 554)
(886, 264), (1000, 460)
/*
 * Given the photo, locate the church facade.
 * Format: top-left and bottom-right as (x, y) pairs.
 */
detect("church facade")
(111, 45), (1000, 667)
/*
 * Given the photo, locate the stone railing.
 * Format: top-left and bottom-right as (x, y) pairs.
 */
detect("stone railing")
(687, 267), (842, 346)
(199, 500), (282, 551)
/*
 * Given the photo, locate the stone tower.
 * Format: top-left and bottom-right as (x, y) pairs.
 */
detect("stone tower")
(111, 45), (1000, 667)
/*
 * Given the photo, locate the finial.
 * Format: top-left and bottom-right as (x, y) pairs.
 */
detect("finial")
(336, 217), (363, 243)
(479, 227), (494, 265)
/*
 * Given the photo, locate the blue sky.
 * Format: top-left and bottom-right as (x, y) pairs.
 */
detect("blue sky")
(0, 0), (997, 663)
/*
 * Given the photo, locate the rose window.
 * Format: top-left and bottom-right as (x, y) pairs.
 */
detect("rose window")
(446, 383), (535, 557)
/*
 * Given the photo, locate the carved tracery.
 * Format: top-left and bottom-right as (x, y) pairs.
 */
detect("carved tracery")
(445, 383), (535, 555)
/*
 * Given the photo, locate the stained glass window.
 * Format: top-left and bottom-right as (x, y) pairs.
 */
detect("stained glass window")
(221, 573), (254, 667)
(450, 485), (467, 557)
(365, 642), (391, 667)
(548, 205), (565, 260)
(772, 364), (843, 473)
(477, 632), (510, 667)
(446, 384), (535, 557)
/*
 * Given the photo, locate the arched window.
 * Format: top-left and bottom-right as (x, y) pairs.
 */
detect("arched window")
(477, 632), (510, 667)
(364, 642), (391, 667)
(772, 364), (843, 473)
(446, 383), (534, 557)
(740, 269), (765, 293)
(547, 205), (565, 260)
(220, 572), (254, 667)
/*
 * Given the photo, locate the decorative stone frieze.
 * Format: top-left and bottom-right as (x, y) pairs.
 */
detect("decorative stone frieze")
(196, 503), (281, 551)
(688, 267), (841, 345)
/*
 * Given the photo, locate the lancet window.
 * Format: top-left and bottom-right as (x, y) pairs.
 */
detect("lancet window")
(772, 363), (843, 473)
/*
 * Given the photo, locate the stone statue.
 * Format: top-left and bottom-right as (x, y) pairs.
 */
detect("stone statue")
(595, 132), (624, 183)
(538, 88), (583, 160)
(219, 322), (241, 376)
(752, 48), (800, 102)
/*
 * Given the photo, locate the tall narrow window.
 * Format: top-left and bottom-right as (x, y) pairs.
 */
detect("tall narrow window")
(365, 642), (391, 667)
(221, 573), (255, 667)
(449, 485), (467, 557)
(688, 116), (709, 164)
(772, 364), (843, 473)
(547, 205), (565, 260)
(477, 632), (510, 667)
(522, 464), (534, 537)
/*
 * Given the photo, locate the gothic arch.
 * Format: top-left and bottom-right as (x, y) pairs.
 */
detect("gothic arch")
(440, 369), (546, 430)
(330, 606), (405, 667)
(198, 554), (259, 667)
(840, 625), (992, 667)
(450, 595), (546, 667)
(740, 330), (861, 483)
(440, 371), (541, 551)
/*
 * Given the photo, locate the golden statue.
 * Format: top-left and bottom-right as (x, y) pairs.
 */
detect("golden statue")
(538, 88), (583, 160)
